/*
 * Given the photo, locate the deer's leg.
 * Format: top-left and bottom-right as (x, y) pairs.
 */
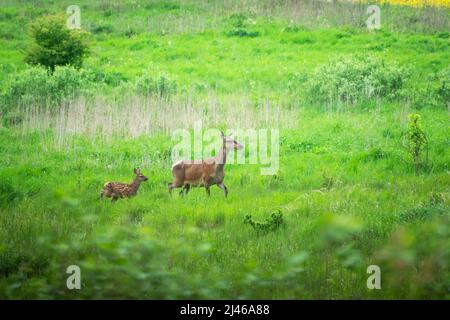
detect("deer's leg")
(205, 185), (211, 196)
(218, 183), (228, 197)
(180, 184), (190, 196)
(168, 181), (183, 196)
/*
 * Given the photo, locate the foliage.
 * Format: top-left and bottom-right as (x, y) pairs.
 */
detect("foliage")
(226, 14), (260, 38)
(1, 66), (89, 111)
(25, 14), (89, 71)
(135, 71), (177, 97)
(244, 210), (284, 234)
(306, 55), (406, 106)
(405, 114), (428, 169)
(368, 0), (450, 7)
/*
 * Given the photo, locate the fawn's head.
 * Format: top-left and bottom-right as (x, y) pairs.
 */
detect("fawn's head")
(133, 168), (148, 181)
(221, 131), (243, 151)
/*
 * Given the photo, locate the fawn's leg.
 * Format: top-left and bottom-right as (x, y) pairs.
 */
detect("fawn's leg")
(205, 185), (211, 196)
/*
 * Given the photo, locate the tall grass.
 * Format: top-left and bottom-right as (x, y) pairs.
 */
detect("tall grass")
(18, 94), (298, 148)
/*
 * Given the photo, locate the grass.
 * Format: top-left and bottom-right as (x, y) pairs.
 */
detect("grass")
(0, 106), (448, 299)
(0, 0), (449, 299)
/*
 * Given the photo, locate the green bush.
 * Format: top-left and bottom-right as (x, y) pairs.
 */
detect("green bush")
(1, 66), (91, 111)
(402, 67), (449, 109)
(306, 56), (406, 106)
(244, 210), (284, 234)
(405, 114), (428, 170)
(135, 71), (177, 97)
(25, 14), (89, 71)
(226, 14), (260, 38)
(22, 225), (307, 299)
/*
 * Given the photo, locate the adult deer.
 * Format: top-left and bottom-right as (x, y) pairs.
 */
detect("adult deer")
(168, 131), (243, 197)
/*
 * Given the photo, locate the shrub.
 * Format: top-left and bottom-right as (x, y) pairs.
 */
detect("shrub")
(226, 14), (260, 38)
(135, 71), (177, 97)
(244, 210), (284, 234)
(306, 55), (406, 106)
(1, 65), (91, 111)
(402, 67), (450, 109)
(1, 66), (51, 110)
(25, 14), (89, 71)
(29, 225), (307, 299)
(405, 114), (428, 170)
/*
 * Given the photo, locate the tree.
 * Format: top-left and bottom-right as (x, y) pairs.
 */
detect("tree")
(25, 14), (89, 71)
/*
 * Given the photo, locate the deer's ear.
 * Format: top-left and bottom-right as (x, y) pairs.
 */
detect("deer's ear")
(134, 168), (140, 174)
(220, 131), (225, 139)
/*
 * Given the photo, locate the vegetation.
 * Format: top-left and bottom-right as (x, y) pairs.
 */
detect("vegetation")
(0, 0), (448, 299)
(405, 113), (428, 170)
(25, 14), (89, 71)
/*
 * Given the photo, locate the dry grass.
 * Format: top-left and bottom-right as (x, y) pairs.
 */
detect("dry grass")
(18, 94), (299, 148)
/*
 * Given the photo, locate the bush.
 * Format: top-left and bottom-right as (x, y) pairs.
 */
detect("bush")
(226, 14), (260, 38)
(306, 55), (406, 106)
(402, 67), (450, 109)
(135, 71), (177, 97)
(244, 210), (284, 234)
(25, 14), (89, 71)
(21, 225), (307, 299)
(405, 114), (428, 170)
(1, 65), (91, 111)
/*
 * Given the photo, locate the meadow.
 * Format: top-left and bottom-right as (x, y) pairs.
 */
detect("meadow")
(0, 0), (449, 299)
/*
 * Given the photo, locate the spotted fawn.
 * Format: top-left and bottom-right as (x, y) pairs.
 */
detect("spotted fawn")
(101, 168), (148, 202)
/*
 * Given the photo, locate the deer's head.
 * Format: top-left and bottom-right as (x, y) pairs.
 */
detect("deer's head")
(133, 168), (148, 181)
(221, 131), (243, 151)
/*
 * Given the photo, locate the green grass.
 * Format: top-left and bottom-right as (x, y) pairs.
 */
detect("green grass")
(0, 107), (448, 299)
(0, 0), (449, 299)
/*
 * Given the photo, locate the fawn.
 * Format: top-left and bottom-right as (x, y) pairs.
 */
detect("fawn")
(101, 168), (148, 202)
(168, 131), (243, 197)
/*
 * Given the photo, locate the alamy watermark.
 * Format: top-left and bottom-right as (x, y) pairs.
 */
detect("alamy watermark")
(66, 265), (81, 290)
(65, 3), (380, 32)
(367, 265), (381, 290)
(171, 121), (279, 175)
(66, 5), (81, 30)
(366, 5), (381, 31)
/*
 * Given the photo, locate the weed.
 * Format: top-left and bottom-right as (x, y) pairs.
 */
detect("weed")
(244, 210), (284, 234)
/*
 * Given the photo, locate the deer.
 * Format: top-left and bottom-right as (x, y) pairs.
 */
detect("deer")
(100, 168), (148, 202)
(168, 131), (243, 197)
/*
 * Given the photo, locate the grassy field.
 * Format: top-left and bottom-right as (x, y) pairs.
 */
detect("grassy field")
(0, 0), (449, 299)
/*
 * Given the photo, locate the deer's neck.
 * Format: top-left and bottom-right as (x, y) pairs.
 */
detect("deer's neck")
(215, 144), (227, 170)
(129, 177), (142, 194)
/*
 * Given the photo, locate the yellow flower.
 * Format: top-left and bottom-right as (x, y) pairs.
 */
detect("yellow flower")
(355, 0), (450, 7)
